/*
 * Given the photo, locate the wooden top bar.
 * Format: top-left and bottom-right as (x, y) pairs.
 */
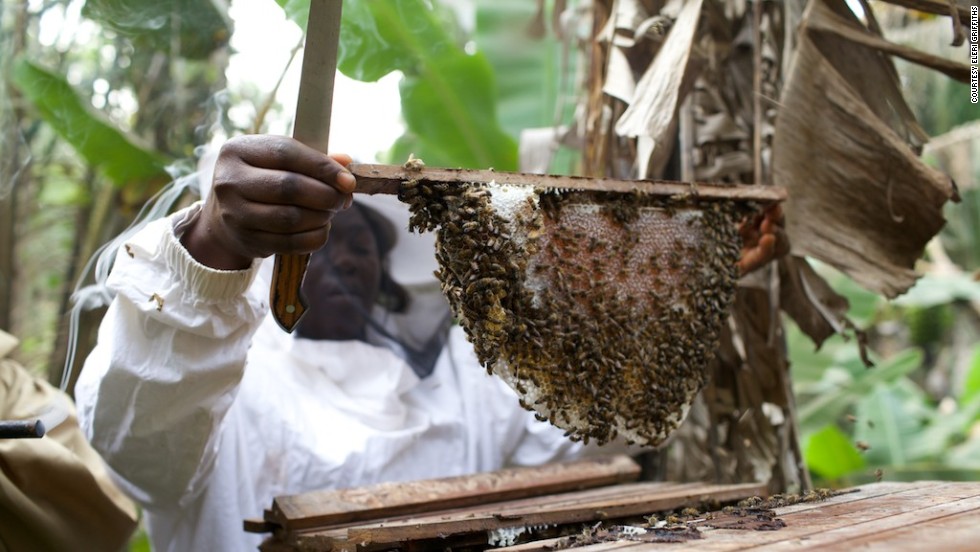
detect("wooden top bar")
(349, 163), (787, 203)
(265, 454), (640, 532)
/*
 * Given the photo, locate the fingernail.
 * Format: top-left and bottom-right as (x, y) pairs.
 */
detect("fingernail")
(338, 170), (356, 189)
(343, 194), (353, 209)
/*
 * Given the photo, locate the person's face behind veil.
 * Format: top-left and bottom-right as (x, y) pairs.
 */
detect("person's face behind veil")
(296, 206), (382, 341)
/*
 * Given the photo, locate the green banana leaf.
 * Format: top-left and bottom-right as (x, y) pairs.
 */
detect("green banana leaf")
(804, 424), (866, 481)
(475, 0), (578, 174)
(475, 0), (570, 136)
(11, 58), (169, 188)
(798, 348), (922, 433)
(938, 186), (980, 270)
(947, 435), (980, 470)
(905, 394), (980, 463)
(852, 382), (927, 467)
(892, 272), (980, 309)
(82, 0), (231, 60)
(277, 0), (517, 170)
(960, 345), (980, 404)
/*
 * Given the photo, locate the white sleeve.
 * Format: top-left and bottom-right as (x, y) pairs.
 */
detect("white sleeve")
(74, 204), (267, 509)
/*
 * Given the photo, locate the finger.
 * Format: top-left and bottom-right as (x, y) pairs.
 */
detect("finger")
(760, 203), (785, 235)
(760, 213), (775, 236)
(768, 203), (783, 221)
(329, 152), (353, 167)
(737, 253), (762, 276)
(232, 203), (335, 235)
(226, 135), (356, 194)
(738, 234), (777, 275)
(738, 215), (756, 239)
(757, 234), (776, 258)
(328, 153), (356, 193)
(217, 167), (349, 213)
(232, 224), (332, 257)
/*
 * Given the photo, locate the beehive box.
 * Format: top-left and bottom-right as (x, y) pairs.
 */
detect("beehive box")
(251, 454), (980, 552)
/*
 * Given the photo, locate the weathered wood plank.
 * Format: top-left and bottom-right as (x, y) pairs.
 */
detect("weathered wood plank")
(554, 543), (648, 551)
(752, 487), (980, 551)
(641, 482), (980, 551)
(348, 163), (787, 202)
(269, 454), (640, 531)
(844, 508), (980, 551)
(491, 483), (933, 552)
(343, 482), (766, 546)
(772, 481), (933, 515)
(267, 480), (980, 551)
(296, 482), (700, 550)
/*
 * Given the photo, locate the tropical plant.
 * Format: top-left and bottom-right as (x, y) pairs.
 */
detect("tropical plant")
(1, 0), (234, 384)
(793, 268), (980, 484)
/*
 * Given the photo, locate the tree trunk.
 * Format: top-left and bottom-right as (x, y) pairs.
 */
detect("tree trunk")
(0, 0), (29, 334)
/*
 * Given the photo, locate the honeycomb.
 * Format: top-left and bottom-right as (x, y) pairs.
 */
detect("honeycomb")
(401, 179), (745, 446)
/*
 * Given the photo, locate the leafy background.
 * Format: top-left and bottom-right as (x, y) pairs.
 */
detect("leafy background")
(1, 0), (978, 548)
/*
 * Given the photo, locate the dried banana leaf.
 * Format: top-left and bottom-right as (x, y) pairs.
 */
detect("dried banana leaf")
(875, 0), (976, 25)
(778, 255), (850, 348)
(614, 0), (703, 178)
(809, 1), (971, 83)
(773, 0), (959, 298)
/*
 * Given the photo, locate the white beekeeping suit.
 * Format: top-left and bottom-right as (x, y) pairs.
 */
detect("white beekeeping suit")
(74, 161), (591, 552)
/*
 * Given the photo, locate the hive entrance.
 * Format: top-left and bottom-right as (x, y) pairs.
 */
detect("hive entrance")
(402, 179), (748, 447)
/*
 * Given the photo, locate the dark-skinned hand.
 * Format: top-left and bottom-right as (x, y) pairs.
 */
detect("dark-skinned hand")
(180, 135), (356, 270)
(737, 203), (789, 276)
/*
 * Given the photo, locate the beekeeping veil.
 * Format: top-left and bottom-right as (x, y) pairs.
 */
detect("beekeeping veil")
(63, 146), (453, 388)
(192, 146), (454, 378)
(347, 193), (453, 378)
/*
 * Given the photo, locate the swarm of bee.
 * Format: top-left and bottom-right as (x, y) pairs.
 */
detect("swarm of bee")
(401, 178), (746, 447)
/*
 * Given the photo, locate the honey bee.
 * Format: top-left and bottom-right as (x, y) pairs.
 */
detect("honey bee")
(403, 153), (425, 171)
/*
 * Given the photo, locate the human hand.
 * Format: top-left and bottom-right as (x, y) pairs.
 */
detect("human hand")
(181, 135), (356, 270)
(736, 204), (788, 276)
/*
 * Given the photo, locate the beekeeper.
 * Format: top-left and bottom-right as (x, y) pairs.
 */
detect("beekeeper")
(74, 135), (593, 552)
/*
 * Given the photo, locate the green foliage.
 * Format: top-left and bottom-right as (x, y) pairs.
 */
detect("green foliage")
(796, 345), (922, 434)
(10, 58), (170, 188)
(904, 303), (954, 349)
(475, 1), (568, 134)
(804, 424), (866, 481)
(960, 346), (980, 405)
(333, 0), (419, 82)
(903, 70), (978, 137)
(938, 187), (980, 271)
(81, 0), (231, 60)
(475, 0), (579, 174)
(127, 529), (150, 552)
(37, 164), (89, 207)
(792, 267), (980, 486)
(892, 272), (980, 309)
(277, 0), (518, 170)
(852, 382), (925, 466)
(892, 46), (979, 138)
